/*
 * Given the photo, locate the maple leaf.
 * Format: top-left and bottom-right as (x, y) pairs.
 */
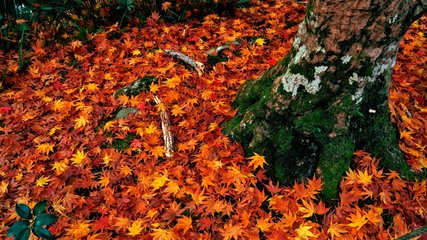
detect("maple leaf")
(74, 115), (89, 129)
(127, 219), (144, 236)
(151, 170), (169, 190)
(52, 160), (69, 175)
(146, 124), (158, 134)
(71, 150), (87, 165)
(165, 75), (182, 89)
(36, 176), (51, 187)
(327, 221), (348, 240)
(48, 125), (61, 135)
(221, 222), (244, 240)
(151, 146), (166, 158)
(0, 181), (8, 197)
(256, 216), (272, 232)
(98, 174), (110, 188)
(161, 1), (172, 11)
(66, 220), (91, 238)
(151, 228), (175, 240)
(171, 104), (184, 117)
(163, 180), (180, 195)
(36, 142), (54, 155)
(255, 38), (265, 46)
(346, 208), (368, 230)
(175, 216), (192, 234)
(356, 169), (373, 185)
(298, 199), (316, 218)
(104, 72), (114, 81)
(248, 153), (268, 170)
(295, 223), (317, 239)
(102, 152), (113, 165)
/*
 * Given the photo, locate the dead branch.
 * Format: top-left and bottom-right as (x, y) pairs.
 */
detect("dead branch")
(164, 49), (204, 76)
(154, 96), (174, 158)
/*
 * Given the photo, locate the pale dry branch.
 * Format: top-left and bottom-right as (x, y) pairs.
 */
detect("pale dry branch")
(154, 96), (174, 158)
(164, 49), (204, 76)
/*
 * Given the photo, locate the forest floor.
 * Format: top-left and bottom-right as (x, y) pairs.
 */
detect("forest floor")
(0, 0), (426, 239)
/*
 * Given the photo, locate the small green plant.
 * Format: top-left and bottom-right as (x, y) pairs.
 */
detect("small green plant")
(7, 201), (58, 240)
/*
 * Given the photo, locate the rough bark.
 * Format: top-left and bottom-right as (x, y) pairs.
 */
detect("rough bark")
(224, 0), (427, 199)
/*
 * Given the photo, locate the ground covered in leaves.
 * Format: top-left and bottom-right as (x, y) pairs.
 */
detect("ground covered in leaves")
(0, 1), (426, 239)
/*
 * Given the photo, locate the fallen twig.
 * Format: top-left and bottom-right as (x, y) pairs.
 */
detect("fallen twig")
(164, 49), (204, 76)
(154, 96), (174, 158)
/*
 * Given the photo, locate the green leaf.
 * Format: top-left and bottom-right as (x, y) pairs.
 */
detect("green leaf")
(16, 204), (32, 219)
(115, 107), (138, 119)
(16, 23), (28, 32)
(7, 220), (30, 236)
(34, 213), (58, 227)
(15, 227), (30, 240)
(32, 227), (54, 240)
(33, 201), (48, 215)
(40, 5), (53, 11)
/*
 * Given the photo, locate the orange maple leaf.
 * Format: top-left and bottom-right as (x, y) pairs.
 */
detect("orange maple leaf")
(248, 153), (268, 170)
(175, 216), (192, 234)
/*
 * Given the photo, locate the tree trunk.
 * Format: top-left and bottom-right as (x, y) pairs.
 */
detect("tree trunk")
(224, 0), (427, 198)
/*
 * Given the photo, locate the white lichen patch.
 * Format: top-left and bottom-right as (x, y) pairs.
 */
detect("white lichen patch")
(281, 72), (307, 96)
(281, 66), (327, 96)
(388, 14), (398, 24)
(341, 55), (352, 64)
(293, 45), (307, 64)
(348, 72), (366, 104)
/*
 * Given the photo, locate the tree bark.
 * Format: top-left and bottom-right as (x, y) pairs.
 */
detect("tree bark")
(224, 0), (427, 198)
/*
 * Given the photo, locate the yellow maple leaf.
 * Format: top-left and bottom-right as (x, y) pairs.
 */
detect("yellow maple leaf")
(104, 73), (114, 81)
(102, 152), (113, 165)
(74, 115), (89, 129)
(256, 217), (272, 232)
(165, 75), (181, 89)
(150, 82), (159, 93)
(152, 171), (169, 190)
(145, 124), (158, 134)
(71, 150), (87, 165)
(175, 216), (192, 234)
(0, 181), (8, 197)
(36, 176), (51, 187)
(132, 49), (141, 56)
(356, 169), (373, 185)
(298, 199), (316, 218)
(127, 219), (144, 236)
(86, 83), (99, 91)
(255, 38), (265, 46)
(36, 142), (54, 155)
(295, 223), (317, 239)
(346, 208), (368, 230)
(248, 153), (268, 170)
(48, 125), (61, 135)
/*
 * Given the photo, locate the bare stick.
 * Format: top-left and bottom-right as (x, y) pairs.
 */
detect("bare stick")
(164, 49), (204, 76)
(154, 96), (174, 158)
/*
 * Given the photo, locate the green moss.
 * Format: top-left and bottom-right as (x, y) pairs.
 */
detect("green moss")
(294, 109), (334, 135)
(318, 136), (354, 199)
